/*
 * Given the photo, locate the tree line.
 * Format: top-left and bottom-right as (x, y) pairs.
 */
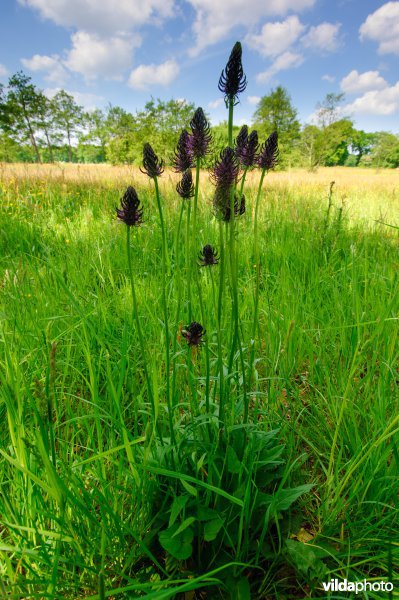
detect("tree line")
(0, 71), (398, 169)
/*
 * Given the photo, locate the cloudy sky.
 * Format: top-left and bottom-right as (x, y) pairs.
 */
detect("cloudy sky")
(0, 0), (398, 132)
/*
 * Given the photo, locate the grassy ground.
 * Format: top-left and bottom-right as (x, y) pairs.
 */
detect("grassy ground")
(1, 165), (399, 598)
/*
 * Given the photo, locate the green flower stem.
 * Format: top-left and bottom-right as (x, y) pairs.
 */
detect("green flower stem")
(186, 199), (192, 322)
(192, 158), (201, 244)
(171, 201), (185, 408)
(217, 219), (225, 425)
(153, 176), (175, 446)
(126, 227), (161, 441)
(246, 168), (266, 423)
(195, 271), (210, 414)
(228, 98), (234, 148)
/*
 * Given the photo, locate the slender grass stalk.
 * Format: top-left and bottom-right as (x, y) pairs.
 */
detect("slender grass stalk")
(217, 219), (225, 424)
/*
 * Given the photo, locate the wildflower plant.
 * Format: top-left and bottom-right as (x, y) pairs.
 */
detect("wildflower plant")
(113, 39), (311, 599)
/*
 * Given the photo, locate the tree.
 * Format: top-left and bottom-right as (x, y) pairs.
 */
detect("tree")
(6, 72), (42, 162)
(321, 119), (354, 166)
(51, 90), (84, 162)
(369, 132), (399, 168)
(79, 109), (108, 162)
(350, 129), (375, 166)
(35, 92), (56, 162)
(300, 124), (324, 170)
(252, 86), (300, 165)
(315, 93), (345, 128)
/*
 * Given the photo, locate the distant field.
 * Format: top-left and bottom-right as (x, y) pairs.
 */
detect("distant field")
(1, 162), (399, 598)
(1, 162), (398, 225)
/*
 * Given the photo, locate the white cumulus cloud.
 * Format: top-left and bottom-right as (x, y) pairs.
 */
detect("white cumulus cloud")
(208, 98), (224, 109)
(128, 60), (180, 90)
(322, 74), (335, 83)
(360, 2), (399, 55)
(21, 54), (68, 85)
(246, 15), (305, 57)
(247, 95), (261, 105)
(344, 82), (399, 116)
(340, 70), (388, 95)
(64, 31), (139, 81)
(256, 51), (304, 83)
(17, 0), (174, 35)
(301, 22), (341, 52)
(186, 0), (316, 55)
(0, 64), (8, 78)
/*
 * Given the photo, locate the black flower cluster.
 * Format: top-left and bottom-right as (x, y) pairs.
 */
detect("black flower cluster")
(211, 147), (244, 222)
(187, 108), (212, 160)
(176, 169), (195, 199)
(235, 126), (259, 168)
(116, 186), (143, 227)
(256, 132), (279, 171)
(182, 322), (206, 346)
(218, 41), (247, 105)
(141, 143), (164, 178)
(198, 244), (219, 267)
(173, 130), (193, 173)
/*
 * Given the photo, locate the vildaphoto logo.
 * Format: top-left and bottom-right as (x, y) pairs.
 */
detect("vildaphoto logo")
(322, 579), (393, 594)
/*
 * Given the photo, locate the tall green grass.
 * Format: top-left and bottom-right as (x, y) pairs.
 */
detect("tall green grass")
(1, 174), (399, 598)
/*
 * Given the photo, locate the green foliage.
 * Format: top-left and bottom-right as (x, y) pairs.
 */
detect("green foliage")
(368, 131), (399, 168)
(253, 86), (301, 166)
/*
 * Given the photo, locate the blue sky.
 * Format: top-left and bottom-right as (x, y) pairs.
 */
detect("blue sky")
(0, 0), (398, 133)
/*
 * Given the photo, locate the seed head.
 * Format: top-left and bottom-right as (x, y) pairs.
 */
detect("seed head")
(211, 147), (240, 190)
(188, 108), (212, 160)
(182, 322), (206, 346)
(116, 186), (143, 227)
(256, 131), (279, 171)
(218, 41), (247, 105)
(235, 127), (259, 167)
(176, 169), (195, 199)
(173, 129), (193, 173)
(140, 143), (164, 178)
(198, 244), (219, 267)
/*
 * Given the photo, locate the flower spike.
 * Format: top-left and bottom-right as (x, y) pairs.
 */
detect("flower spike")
(256, 131), (279, 171)
(218, 41), (247, 105)
(140, 143), (164, 178)
(116, 186), (144, 227)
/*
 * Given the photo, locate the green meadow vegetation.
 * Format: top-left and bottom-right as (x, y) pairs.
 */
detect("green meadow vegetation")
(1, 43), (399, 599)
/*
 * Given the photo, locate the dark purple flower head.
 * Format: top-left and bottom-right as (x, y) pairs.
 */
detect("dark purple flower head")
(140, 143), (164, 178)
(256, 131), (279, 171)
(198, 244), (219, 267)
(236, 128), (259, 167)
(188, 107), (212, 160)
(173, 129), (193, 173)
(116, 186), (143, 227)
(176, 169), (195, 199)
(182, 321), (206, 346)
(235, 125), (248, 157)
(211, 147), (240, 190)
(218, 41), (247, 105)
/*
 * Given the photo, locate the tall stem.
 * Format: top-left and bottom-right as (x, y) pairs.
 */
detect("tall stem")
(246, 168), (266, 423)
(217, 220), (225, 426)
(126, 227), (161, 439)
(153, 177), (175, 446)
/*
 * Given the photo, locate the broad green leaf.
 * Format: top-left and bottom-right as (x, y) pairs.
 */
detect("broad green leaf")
(169, 495), (189, 527)
(227, 446), (242, 474)
(172, 517), (196, 538)
(159, 524), (194, 560)
(204, 518), (224, 542)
